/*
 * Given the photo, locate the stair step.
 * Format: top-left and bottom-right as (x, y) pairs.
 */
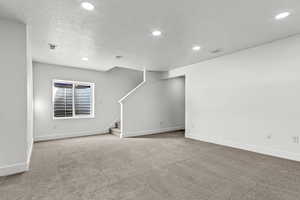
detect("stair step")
(111, 128), (121, 137)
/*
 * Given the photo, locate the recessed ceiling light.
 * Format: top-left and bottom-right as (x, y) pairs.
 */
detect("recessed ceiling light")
(152, 30), (162, 36)
(81, 2), (95, 11)
(192, 46), (201, 51)
(82, 57), (89, 61)
(275, 12), (290, 20)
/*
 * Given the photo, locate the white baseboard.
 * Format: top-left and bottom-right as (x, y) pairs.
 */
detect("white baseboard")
(0, 162), (28, 177)
(122, 126), (184, 138)
(26, 140), (33, 169)
(34, 129), (108, 142)
(186, 133), (300, 162)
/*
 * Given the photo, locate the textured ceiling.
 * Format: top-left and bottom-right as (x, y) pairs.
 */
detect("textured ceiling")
(0, 0), (300, 71)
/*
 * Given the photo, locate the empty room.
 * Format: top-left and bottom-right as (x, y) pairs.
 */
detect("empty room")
(1, 0), (300, 199)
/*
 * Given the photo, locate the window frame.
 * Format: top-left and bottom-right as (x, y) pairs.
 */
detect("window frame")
(52, 79), (95, 120)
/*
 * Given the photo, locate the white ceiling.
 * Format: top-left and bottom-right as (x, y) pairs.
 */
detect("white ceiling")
(0, 0), (300, 71)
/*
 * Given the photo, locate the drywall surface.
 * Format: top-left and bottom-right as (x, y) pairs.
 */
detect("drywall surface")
(0, 19), (29, 176)
(168, 35), (300, 161)
(33, 62), (142, 141)
(122, 72), (185, 137)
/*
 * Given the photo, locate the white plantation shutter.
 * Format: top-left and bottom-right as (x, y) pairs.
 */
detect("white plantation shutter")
(75, 84), (92, 116)
(53, 80), (94, 118)
(53, 82), (73, 117)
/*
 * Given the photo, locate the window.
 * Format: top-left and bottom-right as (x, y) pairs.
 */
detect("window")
(53, 80), (94, 119)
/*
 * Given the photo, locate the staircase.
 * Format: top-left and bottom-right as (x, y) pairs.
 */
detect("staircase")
(110, 121), (121, 137)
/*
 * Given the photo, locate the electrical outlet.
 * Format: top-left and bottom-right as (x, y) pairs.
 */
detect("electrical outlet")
(191, 123), (195, 129)
(292, 136), (299, 144)
(159, 121), (164, 127)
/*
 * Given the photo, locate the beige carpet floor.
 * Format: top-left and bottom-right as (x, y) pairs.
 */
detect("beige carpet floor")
(1, 131), (300, 200)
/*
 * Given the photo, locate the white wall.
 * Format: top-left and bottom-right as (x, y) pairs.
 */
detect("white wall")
(168, 35), (300, 161)
(0, 19), (32, 176)
(121, 71), (185, 137)
(33, 62), (142, 141)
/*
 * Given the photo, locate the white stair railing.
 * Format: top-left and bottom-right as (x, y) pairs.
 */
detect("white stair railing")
(118, 68), (147, 137)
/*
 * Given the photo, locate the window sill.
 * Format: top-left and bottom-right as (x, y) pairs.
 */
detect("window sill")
(53, 115), (95, 120)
